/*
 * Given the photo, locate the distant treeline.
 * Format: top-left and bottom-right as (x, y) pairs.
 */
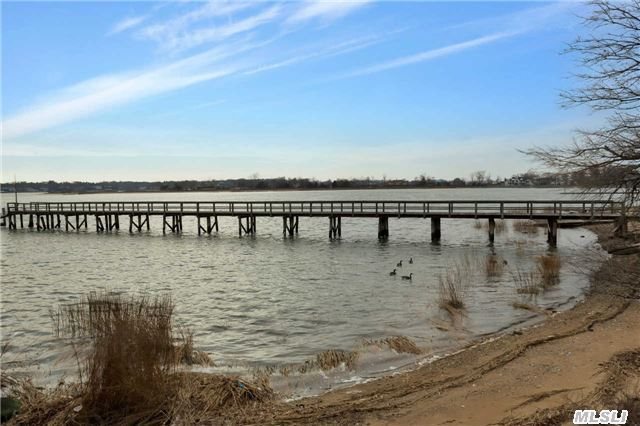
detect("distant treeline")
(1, 171), (582, 193)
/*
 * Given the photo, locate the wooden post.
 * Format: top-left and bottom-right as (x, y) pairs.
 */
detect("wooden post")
(431, 217), (441, 242)
(378, 216), (389, 240)
(115, 215), (120, 230)
(488, 218), (495, 244)
(19, 214), (24, 229)
(207, 216), (212, 234)
(29, 214), (34, 228)
(129, 215), (133, 233)
(329, 216), (341, 239)
(547, 218), (558, 247)
(75, 215), (79, 231)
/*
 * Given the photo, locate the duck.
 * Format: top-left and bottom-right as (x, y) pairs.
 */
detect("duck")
(401, 273), (413, 280)
(389, 269), (397, 276)
(396, 260), (403, 267)
(409, 257), (413, 264)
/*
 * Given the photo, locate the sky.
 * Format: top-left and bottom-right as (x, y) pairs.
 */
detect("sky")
(1, 1), (601, 182)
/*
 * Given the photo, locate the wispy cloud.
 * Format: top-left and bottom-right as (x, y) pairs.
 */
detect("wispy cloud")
(137, 1), (271, 52)
(1, 39), (265, 139)
(340, 31), (517, 78)
(108, 15), (148, 36)
(243, 34), (388, 76)
(287, 0), (371, 25)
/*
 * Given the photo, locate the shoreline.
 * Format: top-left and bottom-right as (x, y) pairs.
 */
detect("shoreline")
(241, 223), (639, 425)
(1, 186), (570, 196)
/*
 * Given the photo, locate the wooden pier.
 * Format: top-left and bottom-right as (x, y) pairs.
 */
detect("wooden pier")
(1, 200), (628, 246)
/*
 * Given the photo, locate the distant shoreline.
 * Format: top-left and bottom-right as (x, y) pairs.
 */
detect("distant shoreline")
(0, 185), (569, 196)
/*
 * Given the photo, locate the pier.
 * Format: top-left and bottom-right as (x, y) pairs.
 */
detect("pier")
(1, 200), (627, 246)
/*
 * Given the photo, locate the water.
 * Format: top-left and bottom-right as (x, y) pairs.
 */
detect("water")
(0, 188), (603, 397)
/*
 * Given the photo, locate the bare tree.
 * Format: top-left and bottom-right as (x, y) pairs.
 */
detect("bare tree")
(527, 0), (640, 210)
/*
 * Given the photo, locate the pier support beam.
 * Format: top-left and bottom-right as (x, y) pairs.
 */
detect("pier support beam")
(129, 214), (149, 233)
(96, 215), (104, 232)
(547, 218), (558, 247)
(197, 215), (218, 235)
(163, 214), (182, 234)
(378, 216), (389, 240)
(238, 215), (256, 236)
(431, 217), (441, 242)
(64, 215), (76, 231)
(28, 214), (34, 228)
(283, 215), (298, 237)
(329, 216), (341, 240)
(488, 218), (496, 244)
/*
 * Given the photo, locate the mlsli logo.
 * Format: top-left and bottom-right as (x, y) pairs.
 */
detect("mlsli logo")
(573, 410), (629, 425)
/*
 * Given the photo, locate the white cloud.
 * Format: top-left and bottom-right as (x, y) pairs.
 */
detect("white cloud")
(108, 15), (148, 35)
(1, 39), (264, 139)
(340, 31), (517, 78)
(138, 2), (271, 52)
(287, 0), (371, 25)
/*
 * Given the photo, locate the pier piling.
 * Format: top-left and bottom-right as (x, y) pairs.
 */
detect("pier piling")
(378, 216), (389, 240)
(431, 217), (441, 242)
(488, 218), (496, 244)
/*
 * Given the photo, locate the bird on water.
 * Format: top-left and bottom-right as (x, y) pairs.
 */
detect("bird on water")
(389, 269), (397, 276)
(409, 257), (413, 264)
(397, 260), (403, 267)
(402, 273), (413, 280)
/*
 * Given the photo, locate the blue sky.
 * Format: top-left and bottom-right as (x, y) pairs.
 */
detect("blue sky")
(2, 1), (598, 182)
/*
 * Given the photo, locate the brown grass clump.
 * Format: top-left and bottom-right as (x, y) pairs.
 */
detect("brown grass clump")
(363, 336), (422, 355)
(174, 328), (213, 366)
(513, 220), (539, 235)
(52, 292), (178, 423)
(485, 255), (505, 277)
(438, 260), (469, 310)
(315, 350), (359, 370)
(31, 291), (234, 425)
(172, 373), (273, 419)
(536, 255), (561, 288)
(512, 269), (541, 295)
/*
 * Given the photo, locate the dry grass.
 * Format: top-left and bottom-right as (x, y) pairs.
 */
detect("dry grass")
(315, 350), (359, 370)
(438, 259), (470, 310)
(513, 220), (540, 235)
(482, 219), (506, 233)
(174, 328), (213, 367)
(363, 336), (422, 355)
(512, 269), (541, 295)
(9, 291), (265, 425)
(485, 254), (505, 277)
(536, 255), (561, 288)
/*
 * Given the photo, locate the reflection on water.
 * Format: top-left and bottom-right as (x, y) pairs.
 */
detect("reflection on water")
(0, 188), (603, 396)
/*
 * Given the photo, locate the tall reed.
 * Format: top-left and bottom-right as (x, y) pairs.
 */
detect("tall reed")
(536, 255), (561, 287)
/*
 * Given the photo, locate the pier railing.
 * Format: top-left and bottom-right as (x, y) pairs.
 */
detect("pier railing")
(4, 200), (623, 219)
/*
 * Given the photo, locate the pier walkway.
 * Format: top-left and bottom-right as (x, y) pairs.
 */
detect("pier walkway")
(0, 199), (628, 245)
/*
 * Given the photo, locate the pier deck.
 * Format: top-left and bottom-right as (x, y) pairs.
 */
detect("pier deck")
(1, 200), (628, 245)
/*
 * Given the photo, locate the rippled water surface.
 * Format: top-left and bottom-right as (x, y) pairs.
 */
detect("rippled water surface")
(0, 188), (603, 396)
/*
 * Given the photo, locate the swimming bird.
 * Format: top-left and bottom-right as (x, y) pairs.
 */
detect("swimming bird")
(396, 260), (403, 267)
(409, 257), (413, 264)
(389, 269), (397, 276)
(401, 273), (413, 280)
